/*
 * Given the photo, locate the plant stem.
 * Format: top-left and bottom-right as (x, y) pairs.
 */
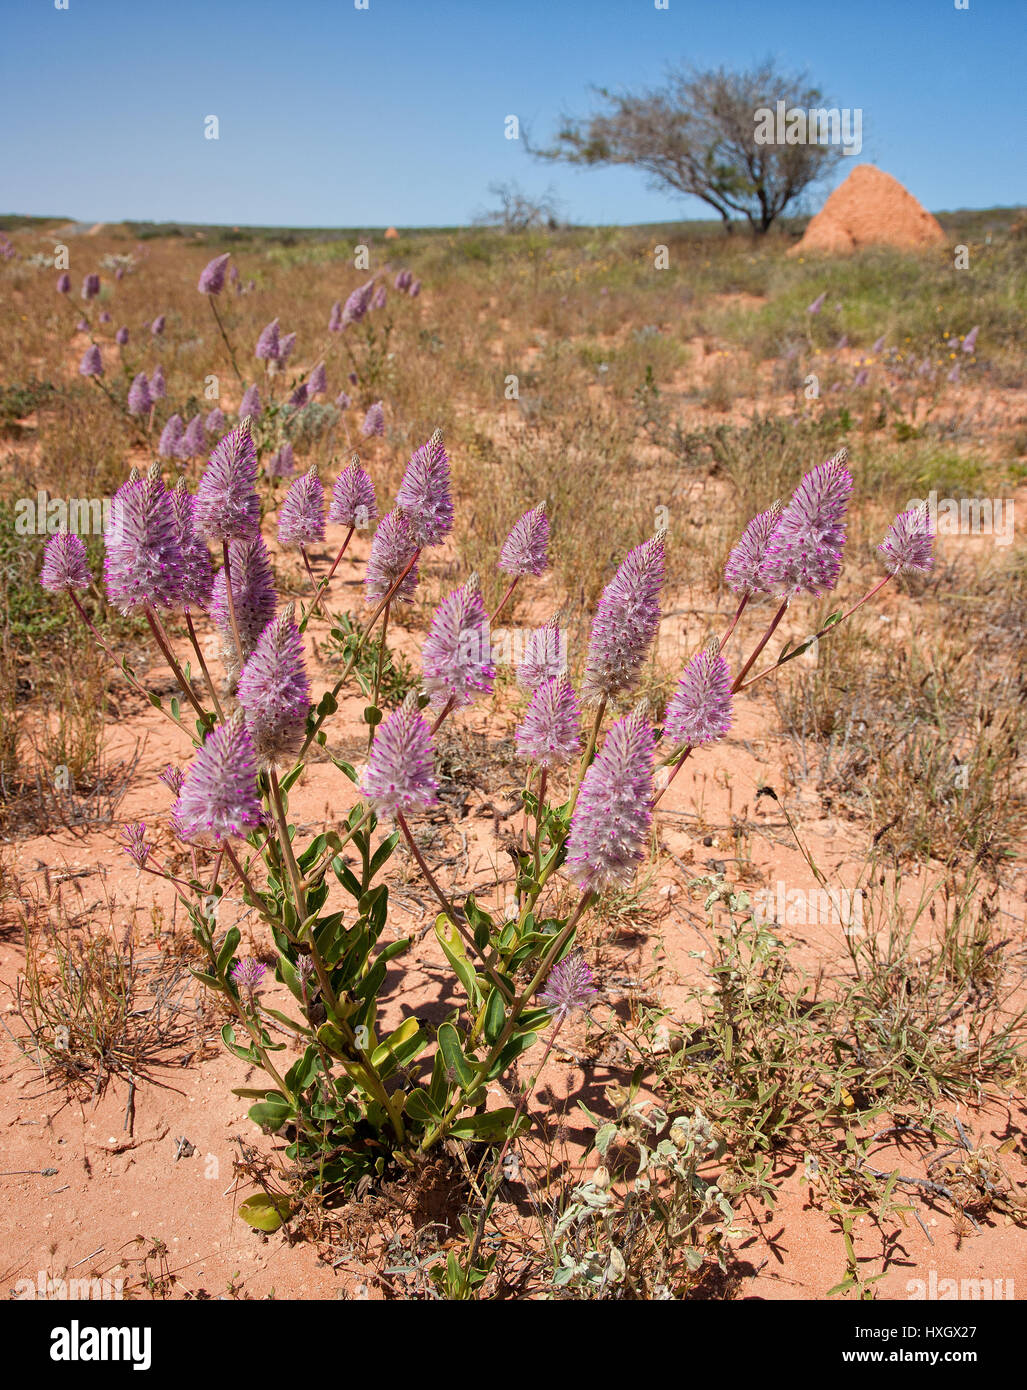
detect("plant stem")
(719, 592), (749, 652)
(300, 545), (331, 622)
(268, 767), (306, 923)
(220, 540), (245, 670)
(396, 811), (513, 1003)
(651, 743), (692, 809)
(567, 695), (606, 820)
(144, 607), (210, 724)
(489, 575), (519, 626)
(738, 574), (894, 693)
(294, 547), (421, 763)
(731, 596), (789, 691)
(367, 599), (390, 751)
(185, 613), (224, 720)
(461, 1021), (564, 1292)
(208, 297), (244, 385)
(420, 890), (592, 1153)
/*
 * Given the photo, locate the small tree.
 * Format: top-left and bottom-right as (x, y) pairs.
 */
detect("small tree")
(474, 181), (563, 233)
(531, 62), (844, 234)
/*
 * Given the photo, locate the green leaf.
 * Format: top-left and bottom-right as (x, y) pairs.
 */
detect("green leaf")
(482, 986), (506, 1046)
(405, 1087), (444, 1124)
(215, 927), (241, 979)
(371, 1017), (425, 1077)
(437, 1021), (477, 1089)
(237, 1192), (291, 1233)
(435, 917), (481, 1006)
(449, 1108), (530, 1142)
(368, 831), (400, 880)
(364, 705), (383, 727)
(248, 1099), (293, 1131)
(332, 857), (363, 899)
(285, 1045), (320, 1093)
(221, 1023), (258, 1063)
(494, 1031), (538, 1073)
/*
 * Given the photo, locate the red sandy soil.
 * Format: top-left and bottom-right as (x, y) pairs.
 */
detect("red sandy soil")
(1, 536), (1024, 1301)
(789, 165), (947, 256)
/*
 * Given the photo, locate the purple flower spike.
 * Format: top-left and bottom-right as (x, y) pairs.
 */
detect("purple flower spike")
(198, 252), (231, 295)
(278, 466), (325, 548)
(170, 478), (214, 612)
(760, 449), (853, 596)
(872, 335), (886, 353)
(121, 823), (151, 869)
(149, 363), (166, 400)
(236, 603), (311, 767)
(500, 501), (549, 577)
(328, 301), (343, 333)
(372, 285), (387, 310)
(409, 279), (421, 298)
(364, 509), (419, 605)
(328, 456), (377, 529)
(421, 577), (495, 711)
(396, 428), (453, 548)
(158, 763), (183, 795)
(539, 949), (599, 1020)
(230, 958), (266, 992)
(40, 532), (93, 593)
(288, 382), (309, 410)
(81, 273), (100, 301)
(151, 314), (166, 337)
(57, 273), (71, 294)
(565, 705), (655, 894)
(239, 384), (262, 419)
(79, 344), (103, 377)
(341, 279), (375, 327)
(581, 532), (666, 702)
(278, 331), (296, 365)
(724, 503), (783, 598)
(394, 270), (411, 291)
(158, 414), (185, 459)
(76, 318), (89, 333)
(361, 400), (385, 438)
(335, 390), (351, 410)
(307, 362), (327, 396)
(115, 326), (129, 346)
(127, 372), (152, 416)
(516, 676), (581, 769)
(266, 442), (295, 479)
(255, 318), (281, 362)
(878, 505), (934, 575)
(206, 406), (226, 435)
(103, 473), (184, 615)
(962, 326), (979, 354)
(194, 421), (260, 542)
(179, 413), (206, 458)
(517, 617), (566, 688)
(99, 311), (112, 324)
(807, 292), (826, 315)
(663, 646), (733, 747)
(210, 535), (277, 662)
(852, 368), (869, 388)
(361, 693), (439, 817)
(173, 712), (263, 843)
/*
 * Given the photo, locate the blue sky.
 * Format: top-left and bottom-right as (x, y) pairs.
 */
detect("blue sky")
(3, 0), (1023, 226)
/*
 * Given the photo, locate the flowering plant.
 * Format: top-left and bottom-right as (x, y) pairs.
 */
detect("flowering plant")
(40, 423), (933, 1222)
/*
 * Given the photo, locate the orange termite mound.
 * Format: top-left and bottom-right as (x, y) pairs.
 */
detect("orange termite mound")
(789, 164), (946, 256)
(384, 226), (399, 239)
